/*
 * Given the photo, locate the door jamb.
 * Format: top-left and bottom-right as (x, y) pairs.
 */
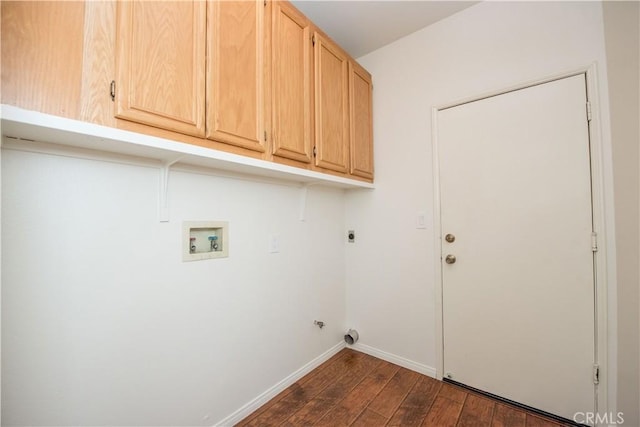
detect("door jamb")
(431, 63), (610, 420)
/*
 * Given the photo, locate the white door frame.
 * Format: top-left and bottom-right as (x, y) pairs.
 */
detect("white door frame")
(432, 64), (611, 420)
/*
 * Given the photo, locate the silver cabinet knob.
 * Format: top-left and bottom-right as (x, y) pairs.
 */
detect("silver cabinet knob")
(445, 254), (457, 264)
(445, 234), (455, 243)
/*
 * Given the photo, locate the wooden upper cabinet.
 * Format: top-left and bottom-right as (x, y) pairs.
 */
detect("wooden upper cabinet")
(115, 1), (206, 137)
(349, 61), (374, 180)
(207, 0), (266, 152)
(1, 1), (85, 119)
(271, 2), (312, 164)
(4, 0), (373, 181)
(313, 32), (349, 173)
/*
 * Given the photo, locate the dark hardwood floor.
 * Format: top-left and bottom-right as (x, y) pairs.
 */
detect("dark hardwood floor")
(236, 349), (571, 427)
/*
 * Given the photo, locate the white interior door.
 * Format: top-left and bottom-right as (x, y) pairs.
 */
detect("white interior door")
(439, 74), (595, 420)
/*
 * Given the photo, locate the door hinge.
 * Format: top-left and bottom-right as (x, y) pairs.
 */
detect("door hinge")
(264, 130), (267, 142)
(591, 232), (598, 252)
(593, 364), (600, 385)
(110, 80), (116, 101)
(313, 146), (317, 157)
(312, 35), (316, 46)
(586, 101), (592, 122)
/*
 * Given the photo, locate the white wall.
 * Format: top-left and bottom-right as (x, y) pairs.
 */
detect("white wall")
(347, 0), (617, 412)
(1, 148), (347, 426)
(602, 1), (640, 425)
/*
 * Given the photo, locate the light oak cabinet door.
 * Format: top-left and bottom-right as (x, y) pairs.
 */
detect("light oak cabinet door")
(1, 1), (85, 119)
(115, 1), (206, 137)
(313, 32), (349, 173)
(271, 2), (312, 163)
(207, 0), (266, 152)
(349, 61), (374, 180)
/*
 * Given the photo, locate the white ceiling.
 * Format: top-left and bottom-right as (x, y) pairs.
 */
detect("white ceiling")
(290, 1), (478, 58)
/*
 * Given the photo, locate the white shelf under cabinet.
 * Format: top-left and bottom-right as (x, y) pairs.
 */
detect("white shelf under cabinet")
(0, 105), (374, 190)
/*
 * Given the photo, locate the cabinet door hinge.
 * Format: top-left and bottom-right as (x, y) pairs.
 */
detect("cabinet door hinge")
(593, 364), (600, 385)
(312, 35), (316, 46)
(313, 146), (317, 157)
(264, 0), (267, 6)
(586, 101), (592, 122)
(264, 130), (267, 142)
(110, 80), (116, 101)
(591, 232), (598, 252)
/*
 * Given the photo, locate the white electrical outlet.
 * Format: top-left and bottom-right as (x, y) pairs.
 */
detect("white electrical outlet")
(269, 234), (280, 253)
(416, 212), (427, 229)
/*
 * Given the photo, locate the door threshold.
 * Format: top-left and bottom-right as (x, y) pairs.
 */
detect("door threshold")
(443, 378), (586, 426)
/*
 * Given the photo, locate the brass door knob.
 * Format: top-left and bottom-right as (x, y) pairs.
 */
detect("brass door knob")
(445, 254), (457, 264)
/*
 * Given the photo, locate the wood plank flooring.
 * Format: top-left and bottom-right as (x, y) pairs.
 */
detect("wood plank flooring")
(236, 349), (571, 427)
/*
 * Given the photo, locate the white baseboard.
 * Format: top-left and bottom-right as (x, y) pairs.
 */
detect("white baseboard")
(215, 341), (436, 426)
(349, 342), (437, 378)
(214, 341), (346, 426)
